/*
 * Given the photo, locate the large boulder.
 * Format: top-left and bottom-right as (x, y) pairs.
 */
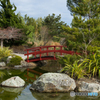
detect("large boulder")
(0, 62), (6, 67)
(76, 78), (100, 92)
(30, 73), (76, 92)
(1, 76), (25, 87)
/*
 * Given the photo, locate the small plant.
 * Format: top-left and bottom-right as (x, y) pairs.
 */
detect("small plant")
(58, 54), (81, 67)
(61, 60), (88, 79)
(0, 47), (13, 59)
(7, 55), (23, 67)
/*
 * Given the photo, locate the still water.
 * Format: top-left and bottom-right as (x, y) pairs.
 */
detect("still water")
(0, 67), (100, 100)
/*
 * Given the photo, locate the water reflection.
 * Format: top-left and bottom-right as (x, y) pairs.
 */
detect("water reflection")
(1, 87), (24, 93)
(31, 92), (100, 100)
(24, 68), (42, 83)
(40, 60), (62, 72)
(0, 68), (100, 100)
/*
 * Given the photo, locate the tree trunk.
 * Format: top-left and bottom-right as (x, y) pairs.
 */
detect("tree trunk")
(1, 39), (3, 48)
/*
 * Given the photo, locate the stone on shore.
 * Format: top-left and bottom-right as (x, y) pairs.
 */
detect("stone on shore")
(7, 56), (12, 63)
(30, 73), (76, 92)
(0, 62), (6, 67)
(1, 76), (25, 87)
(21, 60), (37, 68)
(76, 78), (100, 92)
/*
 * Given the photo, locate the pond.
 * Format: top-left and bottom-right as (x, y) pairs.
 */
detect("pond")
(0, 66), (100, 100)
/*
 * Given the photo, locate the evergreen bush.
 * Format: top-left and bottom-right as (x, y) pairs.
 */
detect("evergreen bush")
(7, 55), (23, 67)
(0, 47), (13, 59)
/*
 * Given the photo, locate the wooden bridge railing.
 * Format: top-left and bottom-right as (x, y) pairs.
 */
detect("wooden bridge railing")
(24, 45), (79, 62)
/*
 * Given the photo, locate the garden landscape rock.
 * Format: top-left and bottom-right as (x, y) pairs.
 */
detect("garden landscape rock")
(30, 73), (76, 92)
(76, 78), (100, 92)
(21, 60), (37, 68)
(0, 62), (6, 67)
(1, 76), (25, 87)
(7, 56), (12, 63)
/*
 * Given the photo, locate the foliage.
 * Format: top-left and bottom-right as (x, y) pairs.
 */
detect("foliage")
(7, 55), (23, 67)
(60, 51), (100, 79)
(23, 25), (35, 43)
(65, 0), (100, 56)
(61, 60), (88, 79)
(86, 51), (100, 77)
(0, 57), (8, 63)
(0, 0), (23, 28)
(0, 47), (12, 59)
(23, 15), (43, 43)
(42, 13), (67, 45)
(58, 54), (81, 66)
(0, 71), (5, 78)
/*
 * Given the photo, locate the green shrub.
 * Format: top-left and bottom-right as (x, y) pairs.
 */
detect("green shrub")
(7, 55), (23, 67)
(61, 51), (100, 79)
(0, 71), (5, 78)
(61, 60), (88, 79)
(0, 47), (13, 59)
(58, 54), (81, 67)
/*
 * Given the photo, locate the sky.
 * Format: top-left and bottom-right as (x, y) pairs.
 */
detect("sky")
(10, 0), (73, 26)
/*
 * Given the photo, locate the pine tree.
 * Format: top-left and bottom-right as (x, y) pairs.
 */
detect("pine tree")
(0, 0), (22, 28)
(43, 13), (66, 45)
(66, 0), (100, 55)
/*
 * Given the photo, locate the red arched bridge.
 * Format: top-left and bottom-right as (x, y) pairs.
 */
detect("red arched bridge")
(24, 45), (79, 62)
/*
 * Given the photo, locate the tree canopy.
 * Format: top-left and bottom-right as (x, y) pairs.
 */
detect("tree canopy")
(42, 13), (67, 45)
(0, 0), (22, 28)
(65, 0), (100, 55)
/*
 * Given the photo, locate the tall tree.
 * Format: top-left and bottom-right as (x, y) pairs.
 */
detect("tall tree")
(23, 15), (43, 43)
(65, 0), (100, 55)
(0, 0), (22, 28)
(42, 13), (66, 45)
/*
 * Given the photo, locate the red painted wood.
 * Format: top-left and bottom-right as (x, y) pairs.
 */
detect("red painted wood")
(34, 50), (36, 57)
(60, 46), (62, 55)
(47, 47), (48, 56)
(24, 45), (79, 62)
(27, 50), (29, 62)
(40, 47), (42, 60)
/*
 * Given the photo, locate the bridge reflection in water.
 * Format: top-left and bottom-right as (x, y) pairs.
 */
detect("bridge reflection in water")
(24, 68), (42, 83)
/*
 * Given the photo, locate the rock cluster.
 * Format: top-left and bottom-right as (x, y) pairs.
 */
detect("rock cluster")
(30, 73), (100, 93)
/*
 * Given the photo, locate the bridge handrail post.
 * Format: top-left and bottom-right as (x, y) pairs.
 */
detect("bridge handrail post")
(35, 50), (36, 57)
(54, 46), (56, 60)
(47, 47), (48, 56)
(40, 47), (42, 60)
(27, 50), (29, 62)
(60, 46), (62, 55)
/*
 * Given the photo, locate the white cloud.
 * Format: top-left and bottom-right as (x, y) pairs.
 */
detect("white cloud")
(10, 0), (72, 25)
